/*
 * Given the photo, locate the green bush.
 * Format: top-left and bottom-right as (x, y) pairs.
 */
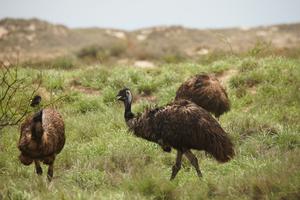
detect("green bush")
(162, 53), (186, 64)
(77, 44), (126, 62)
(73, 97), (103, 114)
(22, 56), (76, 70)
(51, 57), (75, 69)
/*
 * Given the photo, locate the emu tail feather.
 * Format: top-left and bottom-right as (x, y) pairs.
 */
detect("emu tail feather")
(205, 133), (234, 163)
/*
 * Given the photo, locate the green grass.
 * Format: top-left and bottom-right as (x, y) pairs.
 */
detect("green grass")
(0, 56), (300, 199)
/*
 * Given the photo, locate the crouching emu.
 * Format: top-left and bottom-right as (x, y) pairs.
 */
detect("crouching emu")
(175, 74), (230, 119)
(116, 88), (234, 180)
(18, 95), (65, 181)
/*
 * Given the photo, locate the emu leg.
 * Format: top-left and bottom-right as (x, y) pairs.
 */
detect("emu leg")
(34, 160), (43, 175)
(170, 150), (183, 180)
(43, 155), (55, 181)
(185, 150), (202, 178)
(47, 162), (54, 182)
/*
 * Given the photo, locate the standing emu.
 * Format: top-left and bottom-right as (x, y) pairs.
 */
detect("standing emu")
(175, 74), (230, 119)
(18, 95), (65, 181)
(116, 88), (234, 180)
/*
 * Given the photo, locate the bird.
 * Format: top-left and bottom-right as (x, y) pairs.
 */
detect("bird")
(175, 74), (230, 120)
(18, 95), (65, 181)
(116, 88), (234, 180)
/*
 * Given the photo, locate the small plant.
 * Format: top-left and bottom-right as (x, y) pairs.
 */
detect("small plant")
(43, 73), (65, 91)
(247, 41), (273, 57)
(197, 51), (227, 64)
(73, 97), (103, 114)
(0, 64), (40, 130)
(51, 57), (75, 69)
(21, 56), (75, 70)
(230, 72), (263, 88)
(137, 78), (158, 95)
(162, 53), (186, 64)
(77, 44), (126, 63)
(78, 68), (110, 89)
(77, 45), (110, 62)
(109, 44), (126, 57)
(239, 57), (259, 72)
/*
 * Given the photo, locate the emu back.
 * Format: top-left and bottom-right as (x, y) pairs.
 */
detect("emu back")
(175, 74), (230, 118)
(19, 108), (65, 159)
(151, 100), (234, 162)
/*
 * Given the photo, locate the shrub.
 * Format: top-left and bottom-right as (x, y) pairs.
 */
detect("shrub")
(51, 57), (75, 69)
(77, 44), (126, 62)
(162, 53), (186, 64)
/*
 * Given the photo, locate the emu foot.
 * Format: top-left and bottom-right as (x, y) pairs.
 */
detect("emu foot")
(47, 171), (53, 182)
(170, 164), (181, 180)
(47, 164), (54, 182)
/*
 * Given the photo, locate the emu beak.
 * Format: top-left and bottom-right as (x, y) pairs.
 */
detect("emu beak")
(30, 100), (35, 107)
(116, 95), (123, 100)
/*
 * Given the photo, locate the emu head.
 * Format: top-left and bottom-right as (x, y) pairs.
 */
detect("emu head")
(116, 88), (132, 104)
(30, 95), (42, 107)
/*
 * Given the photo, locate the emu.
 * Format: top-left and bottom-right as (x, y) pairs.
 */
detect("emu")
(116, 88), (234, 180)
(18, 95), (65, 181)
(175, 74), (230, 119)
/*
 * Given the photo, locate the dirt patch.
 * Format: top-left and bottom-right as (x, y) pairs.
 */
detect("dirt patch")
(71, 85), (100, 96)
(0, 26), (8, 39)
(134, 94), (157, 103)
(70, 79), (100, 96)
(217, 69), (239, 85)
(248, 86), (257, 95)
(133, 60), (155, 68)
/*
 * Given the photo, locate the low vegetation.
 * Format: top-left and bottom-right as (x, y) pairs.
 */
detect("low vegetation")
(0, 55), (299, 199)
(0, 65), (40, 130)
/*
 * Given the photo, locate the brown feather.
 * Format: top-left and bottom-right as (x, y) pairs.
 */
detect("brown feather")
(18, 108), (65, 163)
(126, 100), (234, 162)
(175, 74), (230, 118)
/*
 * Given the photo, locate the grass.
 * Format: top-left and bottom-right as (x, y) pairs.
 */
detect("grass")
(21, 56), (77, 70)
(0, 55), (300, 199)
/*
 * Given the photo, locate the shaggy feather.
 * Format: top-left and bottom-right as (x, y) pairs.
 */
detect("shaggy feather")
(130, 100), (234, 162)
(18, 108), (65, 181)
(117, 88), (234, 179)
(175, 74), (230, 118)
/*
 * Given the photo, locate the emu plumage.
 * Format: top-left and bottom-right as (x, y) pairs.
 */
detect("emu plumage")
(117, 88), (234, 179)
(175, 74), (230, 119)
(18, 96), (65, 181)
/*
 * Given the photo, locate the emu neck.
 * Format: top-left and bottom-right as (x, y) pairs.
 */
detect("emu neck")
(31, 110), (44, 142)
(31, 122), (43, 142)
(124, 99), (134, 122)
